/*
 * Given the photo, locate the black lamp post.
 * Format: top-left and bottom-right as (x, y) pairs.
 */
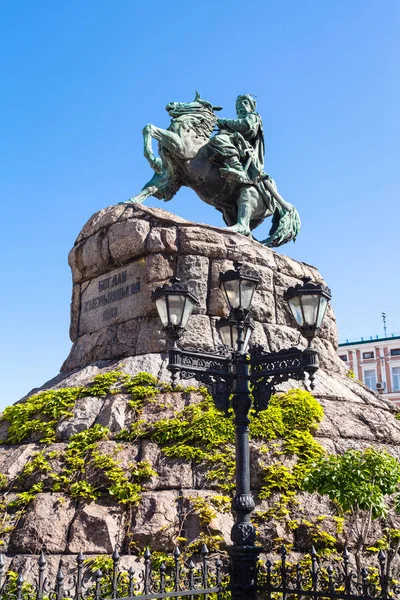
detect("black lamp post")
(152, 264), (331, 600)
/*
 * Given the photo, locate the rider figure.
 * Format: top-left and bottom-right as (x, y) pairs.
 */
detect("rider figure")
(209, 94), (265, 184)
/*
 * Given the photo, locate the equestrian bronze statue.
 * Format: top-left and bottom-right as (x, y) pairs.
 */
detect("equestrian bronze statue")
(121, 93), (300, 247)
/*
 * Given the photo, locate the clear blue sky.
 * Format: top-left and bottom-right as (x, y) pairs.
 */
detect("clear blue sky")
(1, 0), (399, 409)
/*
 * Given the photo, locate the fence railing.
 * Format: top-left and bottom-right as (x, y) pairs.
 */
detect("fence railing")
(257, 546), (400, 600)
(0, 545), (226, 600)
(3, 544), (400, 600)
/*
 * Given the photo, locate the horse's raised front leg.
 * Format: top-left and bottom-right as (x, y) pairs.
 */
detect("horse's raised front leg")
(120, 124), (183, 205)
(143, 124), (185, 164)
(119, 173), (163, 205)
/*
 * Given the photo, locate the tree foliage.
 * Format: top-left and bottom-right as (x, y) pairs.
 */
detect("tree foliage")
(302, 448), (400, 518)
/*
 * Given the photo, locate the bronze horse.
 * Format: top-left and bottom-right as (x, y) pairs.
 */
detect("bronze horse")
(122, 93), (300, 247)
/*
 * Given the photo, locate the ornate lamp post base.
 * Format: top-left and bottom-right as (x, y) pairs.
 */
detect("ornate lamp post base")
(228, 545), (263, 600)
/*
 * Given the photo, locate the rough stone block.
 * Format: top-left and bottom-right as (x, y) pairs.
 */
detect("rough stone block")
(0, 444), (41, 485)
(108, 219), (150, 264)
(179, 227), (227, 258)
(9, 493), (76, 553)
(141, 441), (193, 490)
(223, 235), (277, 270)
(183, 489), (233, 545)
(144, 253), (174, 283)
(56, 396), (105, 441)
(80, 230), (110, 281)
(177, 254), (209, 312)
(68, 498), (127, 554)
(139, 393), (186, 425)
(69, 284), (81, 342)
(135, 318), (167, 355)
(179, 314), (214, 352)
(121, 353), (167, 380)
(147, 227), (178, 253)
(95, 394), (131, 433)
(130, 490), (179, 550)
(76, 205), (129, 243)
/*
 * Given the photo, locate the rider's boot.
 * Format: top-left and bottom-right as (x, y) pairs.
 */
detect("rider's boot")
(219, 157), (252, 185)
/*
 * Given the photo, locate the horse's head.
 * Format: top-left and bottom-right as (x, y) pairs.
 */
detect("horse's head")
(166, 91), (223, 118)
(166, 92), (222, 140)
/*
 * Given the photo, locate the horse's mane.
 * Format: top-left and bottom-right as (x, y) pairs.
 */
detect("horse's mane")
(170, 109), (216, 140)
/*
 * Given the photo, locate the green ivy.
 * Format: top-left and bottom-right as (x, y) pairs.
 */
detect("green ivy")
(1, 387), (82, 444)
(80, 371), (122, 397)
(0, 370), (333, 559)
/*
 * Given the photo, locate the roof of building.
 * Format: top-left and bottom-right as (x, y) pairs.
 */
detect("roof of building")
(339, 333), (400, 347)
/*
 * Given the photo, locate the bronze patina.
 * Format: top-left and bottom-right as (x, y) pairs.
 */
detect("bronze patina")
(121, 92), (300, 247)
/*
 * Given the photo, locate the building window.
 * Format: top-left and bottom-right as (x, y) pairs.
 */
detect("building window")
(391, 349), (400, 356)
(339, 354), (347, 362)
(364, 369), (377, 390)
(393, 367), (400, 392)
(363, 351), (374, 359)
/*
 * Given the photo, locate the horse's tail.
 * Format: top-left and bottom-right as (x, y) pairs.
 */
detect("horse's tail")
(261, 203), (301, 248)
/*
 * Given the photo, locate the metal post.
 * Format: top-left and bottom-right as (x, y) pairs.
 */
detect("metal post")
(228, 318), (261, 600)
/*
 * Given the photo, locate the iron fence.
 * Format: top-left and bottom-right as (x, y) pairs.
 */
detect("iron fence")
(3, 544), (400, 600)
(0, 546), (226, 600)
(258, 546), (400, 600)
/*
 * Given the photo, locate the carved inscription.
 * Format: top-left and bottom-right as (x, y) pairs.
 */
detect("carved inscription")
(83, 271), (141, 317)
(79, 262), (147, 336)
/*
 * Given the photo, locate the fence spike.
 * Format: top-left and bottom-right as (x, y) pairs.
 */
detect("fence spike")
(342, 547), (350, 560)
(16, 571), (24, 600)
(378, 549), (386, 563)
(111, 547), (120, 599)
(37, 551), (46, 600)
(281, 545), (287, 556)
(128, 566), (135, 596)
(266, 559), (272, 568)
(38, 551), (46, 568)
(188, 559), (195, 569)
(76, 550), (84, 596)
(201, 543), (209, 556)
(216, 557), (222, 585)
(56, 561), (64, 582)
(310, 546), (317, 558)
(173, 546), (181, 558)
(112, 547), (120, 562)
(95, 569), (103, 600)
(144, 547), (151, 594)
(55, 561), (64, 600)
(160, 561), (167, 593)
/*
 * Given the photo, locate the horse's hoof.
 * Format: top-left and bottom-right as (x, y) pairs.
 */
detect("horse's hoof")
(226, 224), (251, 236)
(118, 199), (137, 205)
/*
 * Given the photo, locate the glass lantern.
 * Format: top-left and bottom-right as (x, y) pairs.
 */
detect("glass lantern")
(284, 277), (331, 343)
(216, 316), (255, 353)
(152, 278), (199, 340)
(219, 262), (260, 314)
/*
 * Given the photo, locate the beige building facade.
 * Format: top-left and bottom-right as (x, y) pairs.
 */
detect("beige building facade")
(338, 334), (400, 405)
